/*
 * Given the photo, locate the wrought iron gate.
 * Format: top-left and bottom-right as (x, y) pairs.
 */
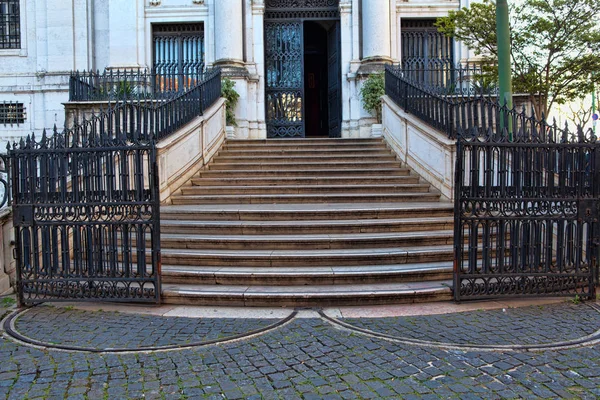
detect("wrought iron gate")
(10, 121), (161, 305)
(264, 0), (340, 138)
(265, 21), (305, 138)
(454, 111), (600, 300)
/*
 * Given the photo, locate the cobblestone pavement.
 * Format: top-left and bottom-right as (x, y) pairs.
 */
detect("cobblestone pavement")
(1, 302), (600, 399)
(15, 306), (281, 349)
(341, 303), (600, 346)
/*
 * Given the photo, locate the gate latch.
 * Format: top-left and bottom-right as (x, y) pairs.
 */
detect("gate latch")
(13, 205), (34, 227)
(578, 200), (599, 222)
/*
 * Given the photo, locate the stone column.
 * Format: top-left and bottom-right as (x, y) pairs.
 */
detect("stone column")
(214, 0), (245, 68)
(361, 0), (392, 63)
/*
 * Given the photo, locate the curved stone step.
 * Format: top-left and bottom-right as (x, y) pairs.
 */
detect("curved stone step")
(180, 183), (431, 196)
(161, 281), (453, 307)
(158, 246), (454, 267)
(170, 192), (442, 204)
(161, 262), (453, 286)
(159, 230), (454, 250)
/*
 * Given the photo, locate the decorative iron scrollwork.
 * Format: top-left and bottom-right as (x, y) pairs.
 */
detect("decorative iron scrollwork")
(265, 0), (339, 19)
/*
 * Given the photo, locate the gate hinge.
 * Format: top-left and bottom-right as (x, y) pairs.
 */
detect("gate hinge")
(578, 200), (599, 222)
(13, 205), (34, 227)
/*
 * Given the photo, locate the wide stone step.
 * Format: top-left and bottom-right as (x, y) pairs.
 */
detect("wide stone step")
(159, 230), (454, 250)
(161, 262), (453, 285)
(160, 202), (454, 221)
(160, 217), (453, 235)
(161, 281), (453, 307)
(158, 246), (454, 267)
(191, 175), (421, 187)
(179, 183), (431, 196)
(212, 155), (398, 163)
(197, 168), (412, 178)
(229, 138), (384, 145)
(170, 192), (442, 204)
(207, 161), (402, 170)
(219, 148), (391, 157)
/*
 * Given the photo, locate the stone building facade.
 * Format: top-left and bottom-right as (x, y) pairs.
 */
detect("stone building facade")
(0, 0), (476, 146)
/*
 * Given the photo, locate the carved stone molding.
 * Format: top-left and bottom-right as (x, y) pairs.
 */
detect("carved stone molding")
(149, 0), (160, 5)
(192, 0), (205, 4)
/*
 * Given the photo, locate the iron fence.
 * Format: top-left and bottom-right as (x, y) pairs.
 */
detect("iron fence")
(400, 63), (498, 97)
(9, 113), (161, 305)
(69, 68), (222, 142)
(455, 115), (599, 300)
(385, 64), (600, 300)
(69, 66), (207, 102)
(9, 67), (222, 304)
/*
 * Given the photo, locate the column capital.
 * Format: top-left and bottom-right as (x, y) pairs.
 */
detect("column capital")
(339, 0), (351, 14)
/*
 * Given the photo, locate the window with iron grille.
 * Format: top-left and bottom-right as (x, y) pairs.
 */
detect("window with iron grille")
(152, 23), (204, 92)
(401, 19), (453, 69)
(0, 0), (20, 49)
(0, 101), (26, 125)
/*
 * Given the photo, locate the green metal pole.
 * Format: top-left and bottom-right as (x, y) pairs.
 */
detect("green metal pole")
(496, 0), (513, 137)
(592, 88), (596, 134)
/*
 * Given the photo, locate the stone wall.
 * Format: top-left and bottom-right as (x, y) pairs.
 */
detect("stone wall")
(0, 208), (15, 295)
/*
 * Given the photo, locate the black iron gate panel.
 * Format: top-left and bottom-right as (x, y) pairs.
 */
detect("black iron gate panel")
(454, 126), (600, 300)
(10, 128), (161, 305)
(265, 21), (305, 138)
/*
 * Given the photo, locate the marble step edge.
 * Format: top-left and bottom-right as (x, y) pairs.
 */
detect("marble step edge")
(160, 281), (453, 306)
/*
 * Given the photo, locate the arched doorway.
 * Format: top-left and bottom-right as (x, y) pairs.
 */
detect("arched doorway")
(264, 1), (341, 138)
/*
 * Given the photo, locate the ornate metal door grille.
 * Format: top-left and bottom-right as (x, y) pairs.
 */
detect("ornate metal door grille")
(10, 123), (161, 305)
(401, 20), (453, 70)
(264, 0), (340, 138)
(265, 0), (339, 20)
(265, 21), (305, 138)
(153, 23), (204, 93)
(455, 117), (600, 300)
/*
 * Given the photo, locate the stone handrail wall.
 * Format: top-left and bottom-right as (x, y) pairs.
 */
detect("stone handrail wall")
(157, 98), (226, 203)
(382, 95), (456, 200)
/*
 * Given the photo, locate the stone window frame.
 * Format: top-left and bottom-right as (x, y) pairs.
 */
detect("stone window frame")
(0, 0), (26, 57)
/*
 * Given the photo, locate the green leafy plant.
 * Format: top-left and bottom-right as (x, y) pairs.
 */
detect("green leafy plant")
(0, 297), (15, 308)
(221, 78), (240, 126)
(571, 295), (581, 305)
(360, 73), (385, 123)
(113, 81), (136, 99)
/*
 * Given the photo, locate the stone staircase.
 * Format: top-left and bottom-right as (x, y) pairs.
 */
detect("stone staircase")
(160, 138), (454, 306)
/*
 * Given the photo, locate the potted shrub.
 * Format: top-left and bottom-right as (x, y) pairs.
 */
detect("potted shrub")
(221, 77), (240, 138)
(360, 73), (385, 137)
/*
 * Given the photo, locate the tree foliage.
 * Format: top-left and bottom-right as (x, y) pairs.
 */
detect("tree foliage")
(435, 0), (600, 118)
